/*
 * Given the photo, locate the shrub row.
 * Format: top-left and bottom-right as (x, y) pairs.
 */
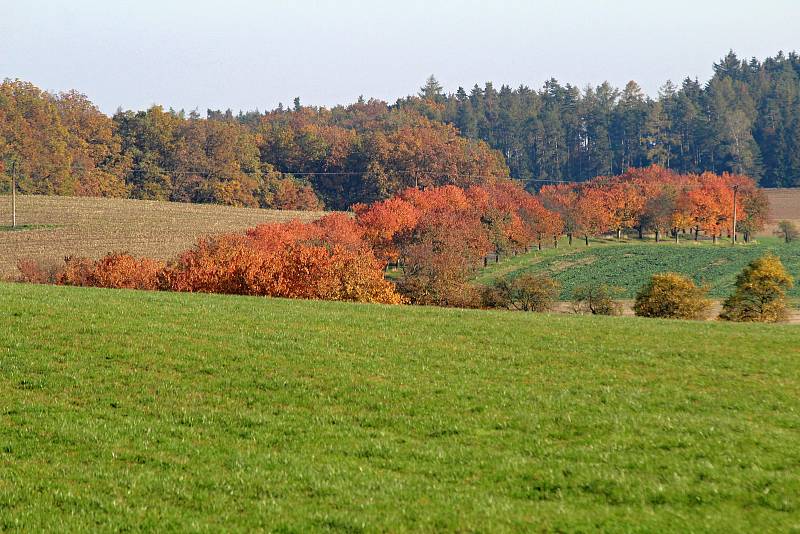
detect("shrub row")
(18, 214), (405, 305)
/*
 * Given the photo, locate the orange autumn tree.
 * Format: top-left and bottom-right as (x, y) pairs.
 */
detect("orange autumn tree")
(468, 181), (542, 254)
(354, 182), (560, 307)
(605, 178), (646, 239)
(519, 194), (563, 250)
(353, 196), (420, 264)
(576, 186), (614, 245)
(540, 183), (581, 245)
(396, 201), (492, 307)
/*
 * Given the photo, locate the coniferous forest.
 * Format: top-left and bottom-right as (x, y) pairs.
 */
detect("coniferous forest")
(1, 51), (799, 211)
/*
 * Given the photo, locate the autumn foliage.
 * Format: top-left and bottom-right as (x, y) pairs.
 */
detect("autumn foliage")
(159, 214), (401, 303)
(17, 254), (165, 290)
(14, 165), (772, 310)
(355, 183), (561, 306)
(633, 273), (711, 320)
(540, 165), (767, 243)
(720, 254), (794, 322)
(13, 211), (390, 303)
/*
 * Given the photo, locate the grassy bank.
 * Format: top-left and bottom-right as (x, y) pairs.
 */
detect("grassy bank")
(1, 283), (799, 531)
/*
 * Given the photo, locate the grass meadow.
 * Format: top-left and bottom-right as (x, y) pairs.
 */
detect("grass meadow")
(2, 282), (799, 531)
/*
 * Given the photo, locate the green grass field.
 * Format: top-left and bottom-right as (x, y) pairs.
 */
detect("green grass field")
(2, 283), (799, 531)
(476, 237), (800, 300)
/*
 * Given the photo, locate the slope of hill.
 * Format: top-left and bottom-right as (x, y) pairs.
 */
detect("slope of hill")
(1, 282), (799, 531)
(476, 239), (800, 300)
(0, 195), (324, 278)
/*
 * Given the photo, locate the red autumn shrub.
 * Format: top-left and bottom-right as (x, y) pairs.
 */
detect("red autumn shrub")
(354, 196), (420, 264)
(57, 253), (164, 290)
(160, 234), (404, 304)
(246, 219), (317, 252)
(246, 214), (366, 254)
(310, 213), (367, 253)
(16, 259), (61, 284)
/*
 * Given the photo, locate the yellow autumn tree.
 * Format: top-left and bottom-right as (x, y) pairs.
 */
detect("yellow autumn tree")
(720, 254), (794, 322)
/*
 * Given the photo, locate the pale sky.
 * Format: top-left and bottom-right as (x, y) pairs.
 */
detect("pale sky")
(2, 0), (798, 114)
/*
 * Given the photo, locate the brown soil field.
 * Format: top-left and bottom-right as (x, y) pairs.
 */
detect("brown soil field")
(0, 195), (324, 279)
(761, 188), (800, 236)
(554, 300), (800, 324)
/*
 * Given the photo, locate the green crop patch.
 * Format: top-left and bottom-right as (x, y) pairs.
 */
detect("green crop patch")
(477, 239), (800, 300)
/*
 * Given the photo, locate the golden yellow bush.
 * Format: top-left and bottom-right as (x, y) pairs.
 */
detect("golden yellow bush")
(633, 273), (711, 320)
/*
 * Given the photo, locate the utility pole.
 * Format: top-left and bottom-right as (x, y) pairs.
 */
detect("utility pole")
(731, 184), (738, 245)
(10, 160), (16, 229)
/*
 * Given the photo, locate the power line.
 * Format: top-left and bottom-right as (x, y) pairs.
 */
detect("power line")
(77, 165), (583, 184)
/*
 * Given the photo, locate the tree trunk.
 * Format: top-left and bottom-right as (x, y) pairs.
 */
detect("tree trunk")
(712, 234), (717, 244)
(617, 228), (622, 240)
(655, 229), (660, 242)
(568, 233), (573, 246)
(553, 236), (558, 248)
(585, 234), (590, 246)
(638, 227), (643, 239)
(694, 227), (699, 241)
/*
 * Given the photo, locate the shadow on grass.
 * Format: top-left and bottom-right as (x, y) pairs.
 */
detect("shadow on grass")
(0, 224), (59, 232)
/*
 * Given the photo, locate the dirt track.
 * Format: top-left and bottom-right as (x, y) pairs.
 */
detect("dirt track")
(554, 300), (800, 324)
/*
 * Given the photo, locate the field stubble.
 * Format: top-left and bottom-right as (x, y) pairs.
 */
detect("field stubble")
(0, 195), (323, 278)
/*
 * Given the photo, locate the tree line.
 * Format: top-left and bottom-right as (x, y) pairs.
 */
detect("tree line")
(539, 165), (767, 245)
(0, 80), (506, 210)
(403, 51), (800, 188)
(2, 51), (798, 213)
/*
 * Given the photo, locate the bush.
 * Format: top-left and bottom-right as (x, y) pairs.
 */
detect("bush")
(162, 236), (406, 304)
(633, 273), (710, 320)
(16, 259), (61, 284)
(398, 268), (481, 308)
(572, 283), (623, 315)
(720, 254), (794, 322)
(58, 254), (165, 290)
(483, 273), (560, 312)
(774, 220), (799, 243)
(512, 274), (560, 312)
(480, 279), (512, 309)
